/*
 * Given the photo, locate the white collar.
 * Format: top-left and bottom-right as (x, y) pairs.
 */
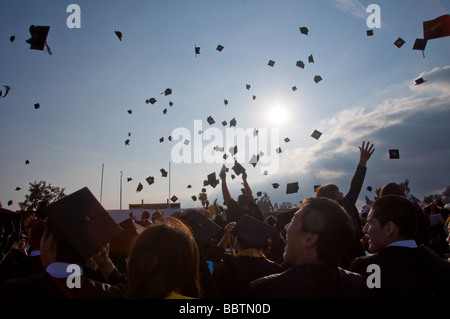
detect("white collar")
(387, 240), (417, 249)
(46, 262), (83, 278)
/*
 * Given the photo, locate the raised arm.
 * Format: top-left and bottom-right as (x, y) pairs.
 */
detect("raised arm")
(358, 141), (375, 168)
(220, 170), (232, 206)
(242, 171), (255, 202)
(346, 141), (375, 204)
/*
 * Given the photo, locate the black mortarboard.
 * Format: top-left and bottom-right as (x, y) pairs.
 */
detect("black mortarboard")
(367, 186), (373, 192)
(15, 187), (21, 191)
(109, 218), (145, 257)
(146, 176), (155, 185)
(413, 38), (427, 57)
(170, 195), (178, 202)
(224, 99), (228, 106)
(394, 37), (405, 48)
(125, 139), (130, 145)
(230, 174), (235, 180)
(292, 86), (297, 91)
(246, 84), (251, 90)
(367, 30), (374, 36)
(414, 77), (426, 85)
(216, 44), (224, 52)
(222, 120), (227, 126)
(34, 103), (40, 109)
(201, 188), (207, 193)
(313, 75), (322, 83)
(207, 172), (219, 188)
(232, 160), (245, 176)
(127, 177), (133, 182)
(184, 139), (190, 145)
(136, 182), (143, 192)
(43, 187), (122, 261)
(0, 85), (11, 98)
(252, 95), (256, 100)
(25, 160), (30, 165)
(296, 60), (305, 69)
(207, 116), (215, 125)
(161, 88), (172, 96)
(114, 31), (122, 41)
(146, 98), (157, 104)
(299, 27), (309, 35)
(169, 101), (173, 107)
(160, 168), (168, 177)
(268, 60), (275, 67)
(272, 183), (280, 189)
(256, 191), (262, 197)
(191, 195), (197, 201)
(275, 147), (282, 154)
(195, 45), (200, 57)
(26, 25), (50, 51)
(286, 182), (299, 194)
(423, 14), (450, 40)
(127, 109), (132, 114)
(230, 118), (237, 127)
(232, 214), (275, 249)
(180, 210), (223, 244)
(187, 184), (192, 188)
(308, 54), (314, 63)
(10, 35), (15, 43)
(163, 108), (167, 114)
(159, 137), (164, 143)
(284, 137), (290, 143)
(389, 149), (400, 159)
(168, 135), (173, 141)
(7, 200), (13, 206)
(311, 129), (322, 140)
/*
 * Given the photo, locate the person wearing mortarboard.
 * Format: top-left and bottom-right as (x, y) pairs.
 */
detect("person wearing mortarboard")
(315, 141), (374, 269)
(0, 187), (128, 299)
(219, 169), (264, 224)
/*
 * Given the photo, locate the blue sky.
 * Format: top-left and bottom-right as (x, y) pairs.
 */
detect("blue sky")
(1, 0), (449, 212)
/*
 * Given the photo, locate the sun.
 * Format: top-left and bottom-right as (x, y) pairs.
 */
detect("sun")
(267, 105), (289, 126)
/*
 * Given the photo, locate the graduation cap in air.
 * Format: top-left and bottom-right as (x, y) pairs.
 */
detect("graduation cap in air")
(394, 37), (405, 48)
(252, 95), (256, 100)
(224, 99), (228, 106)
(275, 147), (282, 154)
(161, 88), (172, 96)
(180, 210), (223, 244)
(256, 191), (262, 197)
(201, 188), (207, 193)
(284, 137), (290, 143)
(207, 116), (215, 125)
(230, 118), (237, 127)
(308, 54), (314, 63)
(268, 60), (275, 67)
(127, 177), (133, 182)
(34, 103), (40, 109)
(414, 77), (426, 85)
(313, 75), (322, 83)
(43, 187), (123, 261)
(0, 85), (11, 98)
(412, 38), (427, 57)
(232, 214), (275, 249)
(109, 218), (145, 257)
(299, 27), (309, 35)
(286, 182), (299, 194)
(127, 109), (132, 114)
(249, 154), (260, 168)
(222, 121), (227, 126)
(389, 149), (400, 159)
(170, 195), (178, 203)
(296, 60), (305, 69)
(15, 187), (21, 191)
(9, 35), (15, 43)
(367, 186), (373, 192)
(246, 84), (251, 90)
(423, 14), (450, 40)
(163, 108), (167, 114)
(125, 139), (130, 145)
(136, 182), (143, 192)
(160, 168), (168, 177)
(159, 137), (164, 143)
(207, 172), (219, 188)
(232, 160), (245, 176)
(229, 145), (238, 156)
(191, 195), (197, 201)
(146, 98), (157, 105)
(195, 45), (200, 57)
(311, 129), (322, 140)
(272, 183), (280, 189)
(146, 176), (155, 185)
(292, 86), (297, 92)
(26, 25), (51, 54)
(367, 30), (374, 36)
(216, 44), (224, 52)
(25, 160), (30, 165)
(114, 31), (123, 41)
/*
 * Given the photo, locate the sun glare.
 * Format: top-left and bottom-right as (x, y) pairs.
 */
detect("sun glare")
(268, 105), (289, 126)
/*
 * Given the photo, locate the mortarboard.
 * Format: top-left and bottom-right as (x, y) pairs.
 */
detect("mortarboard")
(222, 121), (227, 126)
(136, 182), (143, 192)
(34, 103), (40, 109)
(127, 109), (132, 114)
(146, 176), (155, 185)
(284, 137), (290, 143)
(214, 146), (224, 152)
(201, 188), (207, 193)
(299, 27), (309, 35)
(311, 129), (322, 140)
(169, 101), (173, 107)
(313, 75), (322, 83)
(159, 137), (164, 143)
(43, 187), (123, 261)
(127, 177), (133, 182)
(191, 195), (197, 201)
(292, 86), (297, 91)
(114, 31), (122, 41)
(232, 160), (245, 176)
(252, 95), (256, 100)
(256, 191), (262, 197)
(286, 182), (299, 194)
(7, 200), (13, 206)
(366, 30), (374, 36)
(413, 38), (427, 57)
(207, 116), (215, 125)
(109, 218), (145, 257)
(125, 139), (130, 145)
(414, 77), (426, 85)
(26, 25), (50, 51)
(230, 118), (237, 127)
(180, 210), (223, 244)
(0, 85), (11, 98)
(25, 160), (30, 165)
(187, 184), (192, 188)
(161, 88), (172, 96)
(308, 54), (314, 63)
(15, 187), (21, 191)
(389, 149), (400, 159)
(184, 139), (190, 145)
(394, 37), (405, 48)
(163, 108), (167, 114)
(263, 170), (268, 175)
(170, 195), (178, 202)
(229, 145), (238, 156)
(367, 186), (373, 192)
(246, 84), (251, 90)
(146, 98), (157, 104)
(249, 154), (260, 167)
(10, 35), (15, 43)
(231, 174), (235, 180)
(423, 14), (450, 40)
(207, 172), (219, 188)
(160, 168), (168, 177)
(195, 45), (200, 57)
(268, 60), (275, 67)
(272, 183), (280, 189)
(224, 99), (228, 106)
(275, 147), (282, 154)
(232, 214), (275, 249)
(216, 44), (224, 52)
(296, 60), (305, 69)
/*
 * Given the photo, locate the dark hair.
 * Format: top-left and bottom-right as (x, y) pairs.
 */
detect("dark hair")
(299, 197), (355, 267)
(237, 194), (252, 207)
(379, 182), (404, 197)
(127, 217), (201, 299)
(141, 211), (150, 219)
(315, 184), (339, 201)
(371, 195), (417, 239)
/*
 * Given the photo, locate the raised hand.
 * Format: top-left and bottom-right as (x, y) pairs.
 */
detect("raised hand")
(358, 141), (375, 167)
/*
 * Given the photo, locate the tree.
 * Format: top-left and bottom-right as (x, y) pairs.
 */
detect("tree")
(198, 191), (208, 208)
(18, 181), (66, 212)
(442, 185), (450, 204)
(423, 193), (443, 204)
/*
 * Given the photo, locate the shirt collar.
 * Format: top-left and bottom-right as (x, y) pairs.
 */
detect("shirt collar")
(387, 239), (417, 249)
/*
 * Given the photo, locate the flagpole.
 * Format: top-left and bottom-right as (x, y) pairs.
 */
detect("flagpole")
(100, 163), (104, 204)
(120, 171), (123, 210)
(168, 161), (171, 209)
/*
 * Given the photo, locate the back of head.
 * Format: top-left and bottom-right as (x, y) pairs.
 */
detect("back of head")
(141, 211), (150, 219)
(371, 194), (417, 240)
(379, 182), (404, 197)
(237, 194), (252, 207)
(300, 197), (355, 267)
(127, 217), (200, 299)
(315, 184), (339, 201)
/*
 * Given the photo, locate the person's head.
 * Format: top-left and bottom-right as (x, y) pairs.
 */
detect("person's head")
(379, 182), (405, 197)
(363, 194), (417, 253)
(127, 217), (201, 299)
(141, 211), (150, 220)
(237, 194), (252, 211)
(315, 184), (343, 201)
(152, 210), (164, 223)
(283, 197), (355, 267)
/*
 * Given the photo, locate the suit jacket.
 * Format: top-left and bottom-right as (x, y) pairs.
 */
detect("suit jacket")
(248, 263), (370, 299)
(350, 245), (450, 298)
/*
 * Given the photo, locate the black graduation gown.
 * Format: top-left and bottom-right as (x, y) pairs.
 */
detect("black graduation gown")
(350, 245), (450, 298)
(248, 263), (370, 299)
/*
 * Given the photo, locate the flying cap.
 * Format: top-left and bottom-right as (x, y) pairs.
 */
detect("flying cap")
(311, 129), (322, 140)
(160, 168), (168, 177)
(423, 14), (450, 40)
(414, 77), (426, 85)
(180, 209), (223, 244)
(389, 149), (400, 159)
(34, 103), (40, 109)
(299, 27), (309, 35)
(43, 187), (123, 261)
(136, 183), (143, 192)
(232, 160), (245, 176)
(394, 37), (405, 48)
(216, 44), (224, 52)
(232, 214), (275, 249)
(268, 60), (275, 67)
(114, 31), (122, 41)
(413, 38), (427, 57)
(367, 30), (374, 36)
(170, 195), (178, 202)
(146, 176), (155, 185)
(308, 54), (314, 63)
(161, 88), (172, 96)
(313, 75), (322, 83)
(207, 172), (219, 188)
(296, 60), (305, 69)
(26, 25), (50, 51)
(207, 116), (215, 125)
(272, 183), (280, 189)
(286, 182), (299, 194)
